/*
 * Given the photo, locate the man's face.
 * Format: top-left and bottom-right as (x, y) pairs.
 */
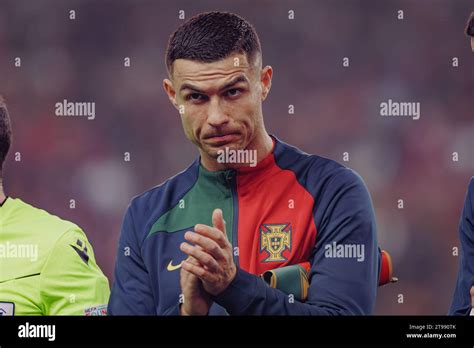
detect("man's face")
(163, 53), (271, 161)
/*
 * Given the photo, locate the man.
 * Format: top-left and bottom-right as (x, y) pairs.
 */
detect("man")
(0, 96), (110, 315)
(449, 13), (474, 316)
(449, 177), (474, 315)
(109, 11), (387, 315)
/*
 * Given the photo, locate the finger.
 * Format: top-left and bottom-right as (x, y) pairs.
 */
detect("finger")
(186, 255), (201, 266)
(180, 242), (219, 272)
(180, 266), (197, 282)
(212, 208), (226, 236)
(182, 260), (215, 283)
(180, 259), (198, 281)
(185, 231), (226, 262)
(194, 224), (228, 249)
(186, 244), (208, 263)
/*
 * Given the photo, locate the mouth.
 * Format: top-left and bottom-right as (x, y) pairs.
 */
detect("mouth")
(203, 132), (241, 146)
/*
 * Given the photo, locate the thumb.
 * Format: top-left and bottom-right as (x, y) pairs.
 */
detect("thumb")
(212, 208), (226, 235)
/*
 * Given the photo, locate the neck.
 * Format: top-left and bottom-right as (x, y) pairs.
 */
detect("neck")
(200, 131), (274, 172)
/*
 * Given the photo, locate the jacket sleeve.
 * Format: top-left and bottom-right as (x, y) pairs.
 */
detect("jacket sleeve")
(40, 228), (110, 315)
(108, 203), (156, 315)
(449, 177), (474, 315)
(212, 167), (379, 315)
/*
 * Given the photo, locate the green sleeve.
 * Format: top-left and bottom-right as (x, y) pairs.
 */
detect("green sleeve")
(39, 228), (110, 315)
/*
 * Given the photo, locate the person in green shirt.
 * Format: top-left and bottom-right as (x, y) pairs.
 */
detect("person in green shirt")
(0, 96), (110, 315)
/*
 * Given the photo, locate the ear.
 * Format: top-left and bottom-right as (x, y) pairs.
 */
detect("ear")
(163, 78), (179, 110)
(260, 66), (273, 101)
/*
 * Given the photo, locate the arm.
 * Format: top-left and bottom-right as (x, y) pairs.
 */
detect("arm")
(108, 205), (156, 315)
(212, 168), (379, 315)
(39, 228), (110, 315)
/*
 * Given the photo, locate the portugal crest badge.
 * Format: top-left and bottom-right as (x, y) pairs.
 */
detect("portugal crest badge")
(260, 223), (292, 262)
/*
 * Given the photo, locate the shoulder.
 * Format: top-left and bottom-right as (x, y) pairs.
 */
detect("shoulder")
(0, 197), (89, 281)
(467, 177), (474, 201)
(3, 197), (91, 276)
(272, 136), (367, 195)
(129, 159), (199, 215)
(8, 197), (83, 242)
(123, 159), (200, 242)
(461, 177), (474, 230)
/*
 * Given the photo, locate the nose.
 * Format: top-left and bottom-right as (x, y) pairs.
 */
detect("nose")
(207, 98), (229, 128)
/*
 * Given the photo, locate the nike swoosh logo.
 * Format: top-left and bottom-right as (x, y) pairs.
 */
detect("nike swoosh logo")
(167, 256), (191, 271)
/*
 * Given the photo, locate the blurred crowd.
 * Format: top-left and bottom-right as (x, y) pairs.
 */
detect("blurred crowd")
(0, 0), (473, 314)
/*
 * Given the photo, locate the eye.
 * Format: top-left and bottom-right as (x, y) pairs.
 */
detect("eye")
(186, 93), (206, 102)
(225, 88), (242, 98)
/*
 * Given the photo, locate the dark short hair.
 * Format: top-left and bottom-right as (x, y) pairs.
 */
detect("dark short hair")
(165, 11), (262, 74)
(466, 12), (474, 36)
(0, 96), (12, 177)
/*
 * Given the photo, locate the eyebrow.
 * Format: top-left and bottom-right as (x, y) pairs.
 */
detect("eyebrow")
(179, 75), (249, 94)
